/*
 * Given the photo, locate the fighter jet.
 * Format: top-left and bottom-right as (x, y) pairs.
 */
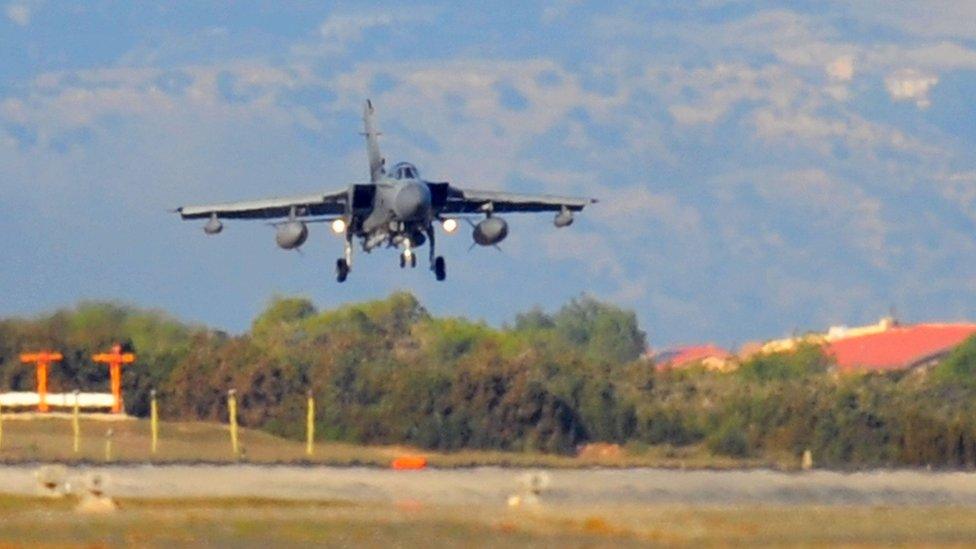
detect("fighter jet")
(175, 100), (596, 282)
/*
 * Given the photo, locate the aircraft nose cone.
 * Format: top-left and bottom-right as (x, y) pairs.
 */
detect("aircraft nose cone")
(394, 182), (431, 220)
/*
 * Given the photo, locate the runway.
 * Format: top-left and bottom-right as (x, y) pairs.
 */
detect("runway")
(3, 465), (976, 506)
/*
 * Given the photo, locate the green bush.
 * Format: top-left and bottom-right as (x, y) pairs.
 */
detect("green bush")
(737, 342), (831, 381)
(708, 419), (751, 457)
(932, 335), (976, 385)
(4, 295), (976, 466)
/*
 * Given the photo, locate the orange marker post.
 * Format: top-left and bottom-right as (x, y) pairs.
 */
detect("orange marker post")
(19, 351), (63, 413)
(93, 344), (135, 414)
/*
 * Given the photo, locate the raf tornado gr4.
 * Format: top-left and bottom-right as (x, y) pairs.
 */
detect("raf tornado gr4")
(175, 100), (597, 282)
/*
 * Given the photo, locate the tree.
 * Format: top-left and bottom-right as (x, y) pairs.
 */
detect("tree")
(552, 295), (647, 363)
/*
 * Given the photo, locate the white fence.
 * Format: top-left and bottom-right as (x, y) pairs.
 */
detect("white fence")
(0, 392), (116, 409)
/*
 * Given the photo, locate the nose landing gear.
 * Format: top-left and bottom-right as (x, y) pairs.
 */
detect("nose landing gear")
(399, 251), (417, 268)
(400, 239), (417, 268)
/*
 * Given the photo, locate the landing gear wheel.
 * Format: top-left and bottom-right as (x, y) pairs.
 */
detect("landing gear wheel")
(399, 254), (406, 269)
(336, 258), (350, 283)
(434, 256), (446, 281)
(410, 253), (417, 268)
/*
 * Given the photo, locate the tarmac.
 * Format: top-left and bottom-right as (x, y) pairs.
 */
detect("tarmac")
(3, 465), (976, 506)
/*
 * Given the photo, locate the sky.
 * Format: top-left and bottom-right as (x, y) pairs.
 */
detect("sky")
(4, 1), (976, 349)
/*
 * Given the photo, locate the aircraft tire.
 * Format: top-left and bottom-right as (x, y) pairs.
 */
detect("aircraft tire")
(434, 256), (446, 281)
(336, 258), (349, 283)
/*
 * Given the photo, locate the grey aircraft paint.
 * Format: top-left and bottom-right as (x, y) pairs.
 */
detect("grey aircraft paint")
(175, 100), (597, 282)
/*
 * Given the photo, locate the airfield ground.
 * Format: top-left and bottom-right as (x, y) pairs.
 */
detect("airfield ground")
(0, 415), (778, 468)
(1, 492), (976, 546)
(3, 417), (976, 545)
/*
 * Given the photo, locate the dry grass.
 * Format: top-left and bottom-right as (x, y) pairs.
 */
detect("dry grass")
(0, 494), (974, 546)
(0, 494), (639, 547)
(519, 504), (976, 546)
(0, 415), (792, 469)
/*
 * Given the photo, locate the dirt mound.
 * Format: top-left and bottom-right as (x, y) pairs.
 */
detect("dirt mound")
(576, 443), (623, 459)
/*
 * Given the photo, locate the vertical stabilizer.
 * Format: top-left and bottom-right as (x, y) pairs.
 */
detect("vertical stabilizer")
(363, 99), (384, 183)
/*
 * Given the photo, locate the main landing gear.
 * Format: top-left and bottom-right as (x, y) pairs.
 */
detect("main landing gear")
(433, 256), (446, 281)
(427, 226), (446, 281)
(336, 238), (352, 283)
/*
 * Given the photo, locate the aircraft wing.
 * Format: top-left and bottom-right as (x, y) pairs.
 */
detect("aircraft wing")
(176, 189), (348, 220)
(440, 188), (597, 214)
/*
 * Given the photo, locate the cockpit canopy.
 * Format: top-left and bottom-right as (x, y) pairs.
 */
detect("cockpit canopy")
(391, 162), (420, 180)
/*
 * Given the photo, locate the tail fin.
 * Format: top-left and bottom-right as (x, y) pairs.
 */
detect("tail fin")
(363, 99), (384, 183)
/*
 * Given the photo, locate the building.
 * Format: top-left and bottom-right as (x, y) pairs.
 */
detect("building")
(650, 317), (976, 376)
(827, 323), (976, 373)
(759, 317), (898, 355)
(653, 344), (734, 372)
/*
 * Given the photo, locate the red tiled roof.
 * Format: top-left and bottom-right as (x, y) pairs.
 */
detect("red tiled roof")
(827, 323), (976, 372)
(654, 344), (730, 370)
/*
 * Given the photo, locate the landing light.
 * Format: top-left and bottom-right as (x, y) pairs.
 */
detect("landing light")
(331, 219), (347, 234)
(442, 218), (459, 233)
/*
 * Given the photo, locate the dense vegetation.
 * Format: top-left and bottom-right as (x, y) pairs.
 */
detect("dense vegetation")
(3, 293), (976, 468)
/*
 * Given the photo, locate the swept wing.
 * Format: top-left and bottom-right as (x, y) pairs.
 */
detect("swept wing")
(440, 188), (596, 214)
(176, 189), (348, 220)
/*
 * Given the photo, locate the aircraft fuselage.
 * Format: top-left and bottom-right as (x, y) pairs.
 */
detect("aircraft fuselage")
(357, 170), (435, 252)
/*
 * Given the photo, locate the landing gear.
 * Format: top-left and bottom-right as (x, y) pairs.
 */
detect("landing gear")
(399, 250), (417, 268)
(434, 256), (446, 281)
(399, 236), (418, 269)
(337, 237), (352, 282)
(426, 225), (446, 281)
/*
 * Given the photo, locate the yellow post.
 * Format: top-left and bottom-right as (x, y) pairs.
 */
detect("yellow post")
(72, 389), (80, 454)
(228, 389), (239, 458)
(306, 390), (315, 457)
(150, 389), (159, 455)
(104, 428), (113, 462)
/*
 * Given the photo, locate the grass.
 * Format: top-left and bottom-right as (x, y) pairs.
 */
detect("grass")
(0, 494), (975, 546)
(0, 415), (795, 469)
(0, 494), (637, 547)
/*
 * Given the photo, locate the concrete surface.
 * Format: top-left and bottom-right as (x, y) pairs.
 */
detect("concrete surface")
(2, 465), (976, 506)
